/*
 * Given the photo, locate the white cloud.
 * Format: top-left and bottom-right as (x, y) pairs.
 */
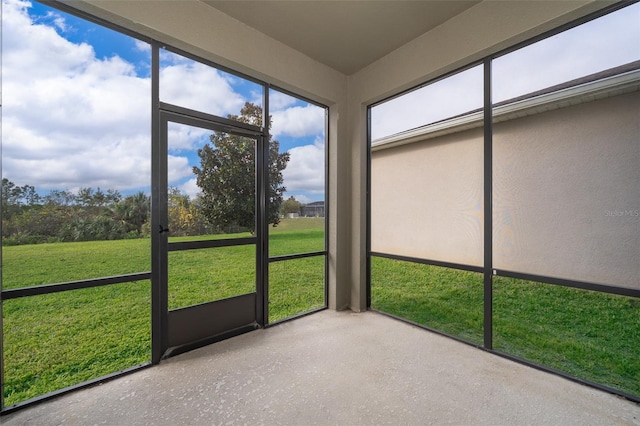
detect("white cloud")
(41, 10), (69, 32)
(134, 39), (151, 52)
(269, 91), (298, 111)
(1, 0), (152, 192)
(179, 178), (202, 199)
(167, 123), (211, 152)
(282, 137), (325, 194)
(0, 0), (253, 194)
(371, 65), (483, 140)
(159, 59), (246, 116)
(2, 1), (321, 203)
(493, 5), (640, 102)
(167, 155), (192, 186)
(287, 193), (313, 204)
(271, 104), (324, 138)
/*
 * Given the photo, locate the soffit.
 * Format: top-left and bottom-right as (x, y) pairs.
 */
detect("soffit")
(201, 1), (480, 75)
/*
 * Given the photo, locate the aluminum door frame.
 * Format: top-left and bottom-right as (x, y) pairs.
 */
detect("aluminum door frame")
(153, 105), (267, 361)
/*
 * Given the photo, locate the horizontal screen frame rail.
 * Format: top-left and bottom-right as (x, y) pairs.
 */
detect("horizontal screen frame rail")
(159, 102), (263, 137)
(0, 362), (152, 415)
(1, 272), (152, 300)
(494, 269), (640, 299)
(168, 237), (256, 252)
(370, 252), (484, 274)
(268, 251), (326, 263)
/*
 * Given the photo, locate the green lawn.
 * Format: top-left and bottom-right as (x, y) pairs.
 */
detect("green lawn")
(370, 257), (484, 344)
(371, 256), (640, 399)
(4, 226), (638, 406)
(2, 218), (325, 406)
(493, 276), (640, 396)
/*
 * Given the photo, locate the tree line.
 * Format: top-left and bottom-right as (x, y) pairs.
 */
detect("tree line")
(2, 103), (294, 246)
(1, 179), (151, 246)
(2, 179), (306, 246)
(1, 179), (248, 245)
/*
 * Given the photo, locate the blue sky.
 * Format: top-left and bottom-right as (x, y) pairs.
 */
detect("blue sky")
(2, 0), (326, 204)
(29, 1), (151, 76)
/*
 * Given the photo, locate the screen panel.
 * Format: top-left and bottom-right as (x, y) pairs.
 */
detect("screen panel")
(166, 122), (257, 240)
(3, 281), (151, 406)
(493, 3), (640, 103)
(494, 276), (640, 397)
(168, 245), (256, 310)
(493, 89), (640, 289)
(492, 2), (640, 289)
(371, 257), (484, 345)
(370, 65), (484, 267)
(267, 89), (326, 257)
(268, 256), (325, 323)
(1, 1), (152, 288)
(371, 65), (483, 140)
(159, 48), (263, 119)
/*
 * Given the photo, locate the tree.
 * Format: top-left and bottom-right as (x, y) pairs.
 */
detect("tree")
(110, 192), (150, 235)
(193, 102), (290, 233)
(281, 196), (302, 215)
(167, 187), (209, 236)
(2, 178), (40, 219)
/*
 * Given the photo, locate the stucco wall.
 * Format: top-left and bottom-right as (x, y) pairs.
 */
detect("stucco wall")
(493, 91), (639, 289)
(371, 91), (639, 289)
(371, 129), (484, 267)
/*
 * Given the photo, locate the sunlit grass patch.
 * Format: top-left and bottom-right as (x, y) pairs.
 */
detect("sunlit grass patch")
(371, 255), (640, 398)
(3, 282), (151, 406)
(2, 218), (326, 406)
(371, 257), (483, 345)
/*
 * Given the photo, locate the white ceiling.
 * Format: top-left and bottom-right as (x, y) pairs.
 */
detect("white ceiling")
(202, 1), (480, 75)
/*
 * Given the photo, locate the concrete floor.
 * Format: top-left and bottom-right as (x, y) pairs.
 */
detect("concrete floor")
(2, 310), (639, 425)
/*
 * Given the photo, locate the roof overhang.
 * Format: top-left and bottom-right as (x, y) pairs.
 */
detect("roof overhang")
(372, 67), (640, 151)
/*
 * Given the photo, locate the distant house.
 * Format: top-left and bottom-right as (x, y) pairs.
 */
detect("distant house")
(301, 201), (324, 217)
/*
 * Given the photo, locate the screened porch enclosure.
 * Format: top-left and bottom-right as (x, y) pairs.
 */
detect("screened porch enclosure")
(0, 0), (638, 417)
(369, 1), (639, 400)
(0, 1), (327, 410)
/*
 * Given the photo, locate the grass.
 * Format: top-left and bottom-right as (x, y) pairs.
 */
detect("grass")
(2, 282), (151, 405)
(5, 222), (637, 406)
(2, 239), (151, 289)
(168, 245), (256, 309)
(370, 257), (484, 344)
(493, 276), (640, 396)
(2, 218), (325, 406)
(269, 255), (325, 323)
(371, 256), (640, 398)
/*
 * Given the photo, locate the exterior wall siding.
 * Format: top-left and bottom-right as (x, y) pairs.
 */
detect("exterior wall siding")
(371, 128), (484, 267)
(493, 91), (639, 289)
(372, 90), (639, 289)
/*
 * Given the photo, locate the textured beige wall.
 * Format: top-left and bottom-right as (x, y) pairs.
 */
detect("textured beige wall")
(493, 92), (640, 289)
(371, 129), (484, 266)
(349, 0), (606, 310)
(371, 91), (639, 289)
